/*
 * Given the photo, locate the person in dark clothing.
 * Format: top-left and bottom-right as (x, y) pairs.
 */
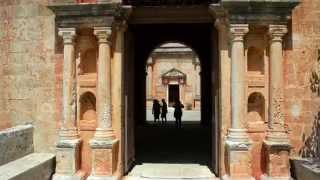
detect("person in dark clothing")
(152, 99), (161, 123)
(173, 99), (184, 128)
(161, 99), (168, 124)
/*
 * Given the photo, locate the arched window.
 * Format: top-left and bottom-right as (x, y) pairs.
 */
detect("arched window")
(247, 46), (264, 75)
(80, 92), (96, 121)
(247, 92), (265, 122)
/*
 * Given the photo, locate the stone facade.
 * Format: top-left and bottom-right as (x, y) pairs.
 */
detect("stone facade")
(0, 0), (320, 180)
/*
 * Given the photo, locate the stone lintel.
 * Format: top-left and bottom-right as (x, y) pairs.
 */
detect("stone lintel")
(56, 139), (82, 148)
(90, 139), (119, 149)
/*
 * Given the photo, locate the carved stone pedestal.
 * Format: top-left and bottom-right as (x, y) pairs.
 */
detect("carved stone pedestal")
(223, 129), (254, 180)
(87, 139), (119, 180)
(261, 135), (292, 180)
(53, 139), (84, 180)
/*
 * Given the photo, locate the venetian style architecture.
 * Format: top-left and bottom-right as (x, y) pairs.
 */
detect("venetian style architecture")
(146, 43), (201, 110)
(1, 0), (320, 180)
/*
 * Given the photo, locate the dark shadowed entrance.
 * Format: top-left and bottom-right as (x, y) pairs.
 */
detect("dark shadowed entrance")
(168, 85), (179, 106)
(123, 22), (219, 176)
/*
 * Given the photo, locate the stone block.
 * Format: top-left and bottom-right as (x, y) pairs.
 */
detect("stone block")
(55, 139), (81, 174)
(0, 153), (55, 180)
(263, 141), (291, 179)
(0, 124), (34, 165)
(88, 139), (119, 179)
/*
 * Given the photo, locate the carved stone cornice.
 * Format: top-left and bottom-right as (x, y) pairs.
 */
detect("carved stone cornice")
(94, 27), (112, 44)
(219, 0), (300, 24)
(58, 28), (76, 44)
(268, 25), (288, 43)
(229, 24), (249, 42)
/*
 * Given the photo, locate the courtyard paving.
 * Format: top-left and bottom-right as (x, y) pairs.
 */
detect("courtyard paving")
(146, 109), (201, 122)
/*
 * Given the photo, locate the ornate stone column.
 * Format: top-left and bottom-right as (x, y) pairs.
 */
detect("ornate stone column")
(224, 24), (254, 180)
(53, 28), (84, 180)
(262, 25), (291, 180)
(88, 27), (118, 180)
(195, 62), (201, 98)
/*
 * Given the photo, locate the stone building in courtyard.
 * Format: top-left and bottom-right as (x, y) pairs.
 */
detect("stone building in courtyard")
(0, 0), (320, 180)
(146, 43), (201, 110)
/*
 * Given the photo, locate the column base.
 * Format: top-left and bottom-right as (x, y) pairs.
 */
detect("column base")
(222, 174), (255, 180)
(261, 174), (293, 180)
(227, 128), (251, 143)
(263, 139), (291, 179)
(265, 128), (290, 144)
(52, 171), (85, 180)
(225, 128), (253, 179)
(54, 139), (82, 178)
(89, 138), (119, 178)
(87, 175), (119, 180)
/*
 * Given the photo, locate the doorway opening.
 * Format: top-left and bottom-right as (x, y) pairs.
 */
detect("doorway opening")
(168, 85), (179, 106)
(123, 23), (219, 176)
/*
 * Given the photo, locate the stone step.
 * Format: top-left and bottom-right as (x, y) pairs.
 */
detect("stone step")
(0, 153), (55, 180)
(125, 163), (218, 180)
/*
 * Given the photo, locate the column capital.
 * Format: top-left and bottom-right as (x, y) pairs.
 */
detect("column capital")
(214, 17), (228, 32)
(229, 24), (249, 42)
(58, 27), (76, 44)
(114, 20), (128, 33)
(94, 27), (112, 44)
(268, 25), (288, 42)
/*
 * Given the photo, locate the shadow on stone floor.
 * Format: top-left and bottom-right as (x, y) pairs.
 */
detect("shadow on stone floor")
(135, 121), (211, 167)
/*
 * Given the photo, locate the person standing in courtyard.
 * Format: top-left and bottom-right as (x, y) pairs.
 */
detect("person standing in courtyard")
(161, 99), (168, 124)
(173, 99), (184, 128)
(152, 99), (161, 123)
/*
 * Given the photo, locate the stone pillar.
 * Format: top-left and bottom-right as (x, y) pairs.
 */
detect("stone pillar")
(146, 63), (153, 99)
(53, 28), (84, 180)
(224, 24), (254, 180)
(262, 25), (291, 180)
(88, 27), (118, 180)
(195, 63), (201, 98)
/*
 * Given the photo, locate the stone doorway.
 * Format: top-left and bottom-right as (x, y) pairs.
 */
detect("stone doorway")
(168, 84), (179, 106)
(123, 22), (219, 176)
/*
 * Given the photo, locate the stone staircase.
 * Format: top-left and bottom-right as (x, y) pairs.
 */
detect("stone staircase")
(124, 163), (217, 180)
(0, 124), (55, 180)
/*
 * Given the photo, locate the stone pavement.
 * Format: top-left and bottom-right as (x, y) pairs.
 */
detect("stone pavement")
(133, 121), (214, 180)
(127, 163), (216, 180)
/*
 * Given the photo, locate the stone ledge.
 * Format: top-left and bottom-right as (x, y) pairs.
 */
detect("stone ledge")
(0, 153), (55, 180)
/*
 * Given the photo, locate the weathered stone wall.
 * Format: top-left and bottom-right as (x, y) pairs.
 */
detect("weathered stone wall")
(0, 0), (57, 152)
(148, 53), (200, 109)
(284, 0), (320, 159)
(0, 125), (34, 165)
